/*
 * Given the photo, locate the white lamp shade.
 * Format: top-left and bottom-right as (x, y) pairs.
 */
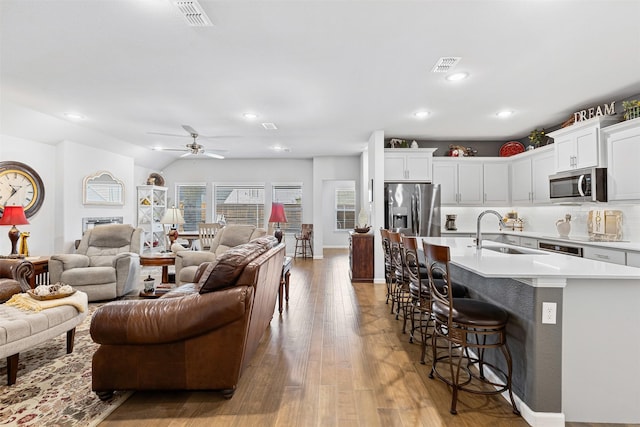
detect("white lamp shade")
(160, 207), (185, 225)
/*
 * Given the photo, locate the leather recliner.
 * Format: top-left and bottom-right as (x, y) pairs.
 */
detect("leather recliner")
(49, 224), (143, 301)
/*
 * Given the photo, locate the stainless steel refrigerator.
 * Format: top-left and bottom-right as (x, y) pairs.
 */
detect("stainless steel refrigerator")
(384, 182), (441, 236)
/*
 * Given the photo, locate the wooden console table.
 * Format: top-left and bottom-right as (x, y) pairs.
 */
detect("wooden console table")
(349, 232), (374, 282)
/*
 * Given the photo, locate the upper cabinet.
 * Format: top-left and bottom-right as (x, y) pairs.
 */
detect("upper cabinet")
(433, 160), (481, 205)
(432, 158), (508, 206)
(384, 148), (437, 182)
(510, 145), (554, 205)
(603, 119), (640, 201)
(483, 160), (510, 205)
(548, 116), (618, 172)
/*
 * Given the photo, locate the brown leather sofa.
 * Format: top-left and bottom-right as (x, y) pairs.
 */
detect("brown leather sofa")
(0, 258), (33, 303)
(90, 236), (285, 400)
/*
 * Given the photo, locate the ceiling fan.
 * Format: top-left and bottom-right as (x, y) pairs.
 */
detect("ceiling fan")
(150, 125), (228, 159)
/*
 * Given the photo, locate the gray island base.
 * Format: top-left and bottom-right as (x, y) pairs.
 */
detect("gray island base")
(421, 237), (640, 426)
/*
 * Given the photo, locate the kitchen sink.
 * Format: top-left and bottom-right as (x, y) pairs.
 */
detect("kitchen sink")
(481, 245), (547, 255)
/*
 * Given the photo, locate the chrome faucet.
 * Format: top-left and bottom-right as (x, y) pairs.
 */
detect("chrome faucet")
(476, 210), (506, 249)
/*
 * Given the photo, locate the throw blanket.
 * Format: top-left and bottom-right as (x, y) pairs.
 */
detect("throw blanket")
(5, 290), (88, 313)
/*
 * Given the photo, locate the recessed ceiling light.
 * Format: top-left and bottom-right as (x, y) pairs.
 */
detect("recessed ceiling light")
(414, 111), (430, 119)
(270, 145), (290, 152)
(445, 72), (469, 81)
(63, 112), (85, 120)
(243, 113), (258, 119)
(496, 110), (514, 118)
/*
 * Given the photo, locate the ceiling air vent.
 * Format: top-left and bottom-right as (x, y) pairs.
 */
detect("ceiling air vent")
(262, 123), (278, 130)
(431, 57), (461, 73)
(174, 1), (213, 27)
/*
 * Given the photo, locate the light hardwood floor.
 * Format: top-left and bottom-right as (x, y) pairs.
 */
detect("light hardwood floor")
(102, 249), (627, 427)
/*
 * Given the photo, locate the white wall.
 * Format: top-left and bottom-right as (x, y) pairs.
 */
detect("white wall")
(0, 137), (137, 254)
(313, 156), (361, 258)
(0, 135), (57, 255)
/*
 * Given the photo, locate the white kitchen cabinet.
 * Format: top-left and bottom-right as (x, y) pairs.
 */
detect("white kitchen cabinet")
(432, 159), (483, 205)
(627, 251), (640, 268)
(583, 246), (626, 265)
(603, 119), (640, 201)
(548, 116), (617, 172)
(483, 161), (510, 205)
(137, 185), (167, 253)
(502, 234), (520, 246)
(384, 148), (437, 182)
(510, 145), (554, 205)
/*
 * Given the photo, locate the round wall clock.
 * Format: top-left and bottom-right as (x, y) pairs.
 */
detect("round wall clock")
(0, 161), (46, 218)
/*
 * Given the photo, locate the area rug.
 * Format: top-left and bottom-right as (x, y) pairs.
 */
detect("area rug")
(0, 303), (132, 426)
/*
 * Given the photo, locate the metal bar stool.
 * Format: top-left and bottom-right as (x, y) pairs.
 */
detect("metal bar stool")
(422, 241), (520, 416)
(380, 229), (394, 307)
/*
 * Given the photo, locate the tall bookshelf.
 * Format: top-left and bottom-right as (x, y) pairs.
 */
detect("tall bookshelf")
(137, 185), (167, 253)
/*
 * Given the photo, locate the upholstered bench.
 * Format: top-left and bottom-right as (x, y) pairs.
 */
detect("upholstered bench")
(0, 292), (88, 385)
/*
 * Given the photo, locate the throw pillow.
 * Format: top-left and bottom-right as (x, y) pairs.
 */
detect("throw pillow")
(199, 240), (270, 294)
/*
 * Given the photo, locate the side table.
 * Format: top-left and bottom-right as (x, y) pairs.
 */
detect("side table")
(26, 256), (50, 288)
(139, 253), (176, 284)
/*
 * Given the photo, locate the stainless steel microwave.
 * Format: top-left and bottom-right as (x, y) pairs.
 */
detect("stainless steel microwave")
(549, 167), (607, 203)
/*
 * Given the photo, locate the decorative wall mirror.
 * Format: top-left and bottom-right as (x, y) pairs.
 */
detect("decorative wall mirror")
(83, 171), (125, 205)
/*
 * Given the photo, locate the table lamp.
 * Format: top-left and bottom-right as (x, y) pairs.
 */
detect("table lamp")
(0, 205), (30, 255)
(268, 202), (287, 243)
(160, 206), (185, 247)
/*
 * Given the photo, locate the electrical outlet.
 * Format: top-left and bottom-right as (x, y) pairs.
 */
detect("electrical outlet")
(542, 302), (557, 324)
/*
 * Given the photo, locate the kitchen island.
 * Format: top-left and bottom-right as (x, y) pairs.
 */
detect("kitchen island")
(421, 236), (640, 426)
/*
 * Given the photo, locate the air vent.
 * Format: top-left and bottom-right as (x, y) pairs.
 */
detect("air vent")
(174, 1), (213, 27)
(262, 123), (278, 130)
(431, 57), (461, 73)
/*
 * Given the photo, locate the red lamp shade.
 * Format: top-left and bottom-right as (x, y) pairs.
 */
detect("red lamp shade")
(268, 203), (287, 243)
(0, 205), (30, 226)
(268, 203), (287, 224)
(0, 205), (30, 255)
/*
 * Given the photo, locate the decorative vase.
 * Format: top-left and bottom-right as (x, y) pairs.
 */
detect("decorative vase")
(556, 214), (571, 238)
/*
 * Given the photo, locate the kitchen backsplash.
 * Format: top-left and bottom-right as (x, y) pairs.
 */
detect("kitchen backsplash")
(443, 204), (640, 242)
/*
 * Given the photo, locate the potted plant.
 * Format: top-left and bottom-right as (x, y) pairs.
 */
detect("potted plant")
(528, 129), (547, 148)
(622, 100), (640, 121)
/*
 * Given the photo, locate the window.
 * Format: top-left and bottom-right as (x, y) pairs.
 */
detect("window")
(214, 184), (265, 227)
(336, 188), (355, 230)
(272, 184), (303, 234)
(176, 184), (207, 232)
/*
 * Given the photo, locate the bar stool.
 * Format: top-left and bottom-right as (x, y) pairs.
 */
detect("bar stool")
(380, 229), (394, 307)
(388, 231), (411, 322)
(422, 241), (520, 416)
(294, 224), (313, 258)
(402, 235), (467, 362)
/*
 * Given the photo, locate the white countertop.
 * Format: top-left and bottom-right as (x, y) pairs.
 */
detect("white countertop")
(421, 236), (640, 280)
(441, 230), (640, 252)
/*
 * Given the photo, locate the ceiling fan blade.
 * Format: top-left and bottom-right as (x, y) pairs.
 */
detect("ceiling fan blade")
(198, 135), (241, 139)
(204, 152), (225, 159)
(148, 131), (189, 138)
(152, 147), (189, 152)
(182, 125), (198, 136)
(179, 152), (192, 158)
